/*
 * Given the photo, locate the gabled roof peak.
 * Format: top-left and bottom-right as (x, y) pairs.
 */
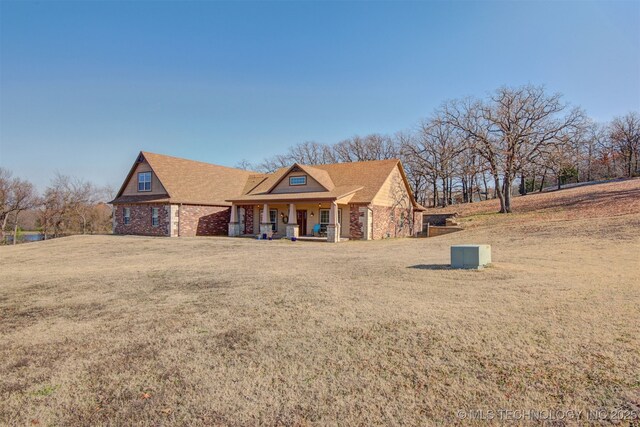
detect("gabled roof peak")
(262, 162), (336, 194)
(112, 151), (256, 206)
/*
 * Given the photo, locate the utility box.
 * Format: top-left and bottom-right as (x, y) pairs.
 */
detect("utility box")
(451, 245), (491, 269)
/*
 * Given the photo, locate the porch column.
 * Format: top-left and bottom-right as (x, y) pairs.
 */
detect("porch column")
(228, 204), (240, 237)
(259, 203), (272, 238)
(286, 203), (299, 239)
(327, 201), (340, 243)
(288, 203), (296, 224)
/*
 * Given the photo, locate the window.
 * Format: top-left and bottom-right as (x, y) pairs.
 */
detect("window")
(259, 209), (279, 232)
(319, 208), (342, 233)
(319, 209), (342, 225)
(319, 209), (330, 225)
(123, 207), (131, 225)
(138, 172), (152, 192)
(289, 175), (307, 186)
(151, 207), (159, 227)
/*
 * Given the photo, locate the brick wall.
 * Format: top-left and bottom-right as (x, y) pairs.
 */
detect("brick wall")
(113, 204), (170, 236)
(241, 205), (254, 234)
(113, 204), (232, 237)
(113, 202), (422, 240)
(179, 205), (230, 236)
(349, 204), (364, 240)
(371, 205), (417, 240)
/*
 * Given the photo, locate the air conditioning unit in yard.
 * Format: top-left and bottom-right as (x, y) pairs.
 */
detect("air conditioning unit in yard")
(451, 244), (492, 269)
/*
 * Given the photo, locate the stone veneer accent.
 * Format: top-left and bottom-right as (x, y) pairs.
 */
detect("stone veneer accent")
(326, 224), (339, 242)
(113, 204), (171, 236)
(285, 224), (299, 239)
(169, 204), (179, 237)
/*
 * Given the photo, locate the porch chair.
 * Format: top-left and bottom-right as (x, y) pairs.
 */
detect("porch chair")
(312, 224), (321, 237)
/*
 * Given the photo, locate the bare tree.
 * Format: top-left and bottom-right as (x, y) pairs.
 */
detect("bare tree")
(577, 121), (607, 182)
(404, 113), (465, 207)
(444, 85), (586, 213)
(0, 169), (39, 243)
(69, 178), (97, 234)
(456, 137), (482, 203)
(257, 154), (292, 173)
(396, 132), (430, 206)
(37, 173), (113, 237)
(251, 87), (640, 207)
(234, 159), (255, 171)
(333, 134), (398, 162)
(257, 133), (399, 172)
(543, 138), (578, 190)
(0, 168), (13, 241)
(401, 133), (438, 207)
(9, 180), (38, 244)
(288, 141), (335, 165)
(610, 112), (640, 178)
(39, 174), (70, 238)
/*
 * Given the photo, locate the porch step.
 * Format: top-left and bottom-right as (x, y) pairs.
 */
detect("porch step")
(296, 236), (349, 242)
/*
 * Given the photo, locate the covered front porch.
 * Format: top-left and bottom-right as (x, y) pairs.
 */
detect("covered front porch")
(228, 200), (349, 243)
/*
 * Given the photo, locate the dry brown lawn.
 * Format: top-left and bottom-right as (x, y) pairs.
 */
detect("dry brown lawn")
(1, 181), (639, 426)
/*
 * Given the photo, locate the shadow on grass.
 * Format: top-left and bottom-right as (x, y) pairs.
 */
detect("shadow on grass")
(407, 264), (451, 270)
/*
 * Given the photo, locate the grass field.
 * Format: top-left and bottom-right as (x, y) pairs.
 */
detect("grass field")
(1, 180), (639, 425)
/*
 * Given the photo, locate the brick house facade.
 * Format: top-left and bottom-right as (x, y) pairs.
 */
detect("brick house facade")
(227, 160), (426, 242)
(113, 203), (171, 236)
(110, 152), (254, 238)
(113, 203), (232, 237)
(347, 204), (422, 241)
(370, 205), (423, 240)
(112, 152), (426, 241)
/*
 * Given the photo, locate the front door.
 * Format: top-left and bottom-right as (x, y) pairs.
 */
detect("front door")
(296, 210), (307, 235)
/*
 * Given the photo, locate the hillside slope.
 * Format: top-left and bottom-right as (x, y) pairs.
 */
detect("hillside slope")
(429, 178), (640, 228)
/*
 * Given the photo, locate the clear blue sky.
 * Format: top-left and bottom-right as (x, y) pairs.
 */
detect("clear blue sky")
(1, 0), (639, 190)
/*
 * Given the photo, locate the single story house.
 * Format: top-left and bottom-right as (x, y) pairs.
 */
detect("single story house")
(111, 151), (425, 241)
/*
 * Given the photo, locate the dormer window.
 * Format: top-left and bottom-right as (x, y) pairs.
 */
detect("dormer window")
(138, 172), (152, 192)
(289, 175), (307, 186)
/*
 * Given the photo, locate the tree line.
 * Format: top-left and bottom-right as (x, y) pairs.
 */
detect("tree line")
(0, 170), (113, 244)
(243, 85), (639, 214)
(2, 84), (638, 244)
